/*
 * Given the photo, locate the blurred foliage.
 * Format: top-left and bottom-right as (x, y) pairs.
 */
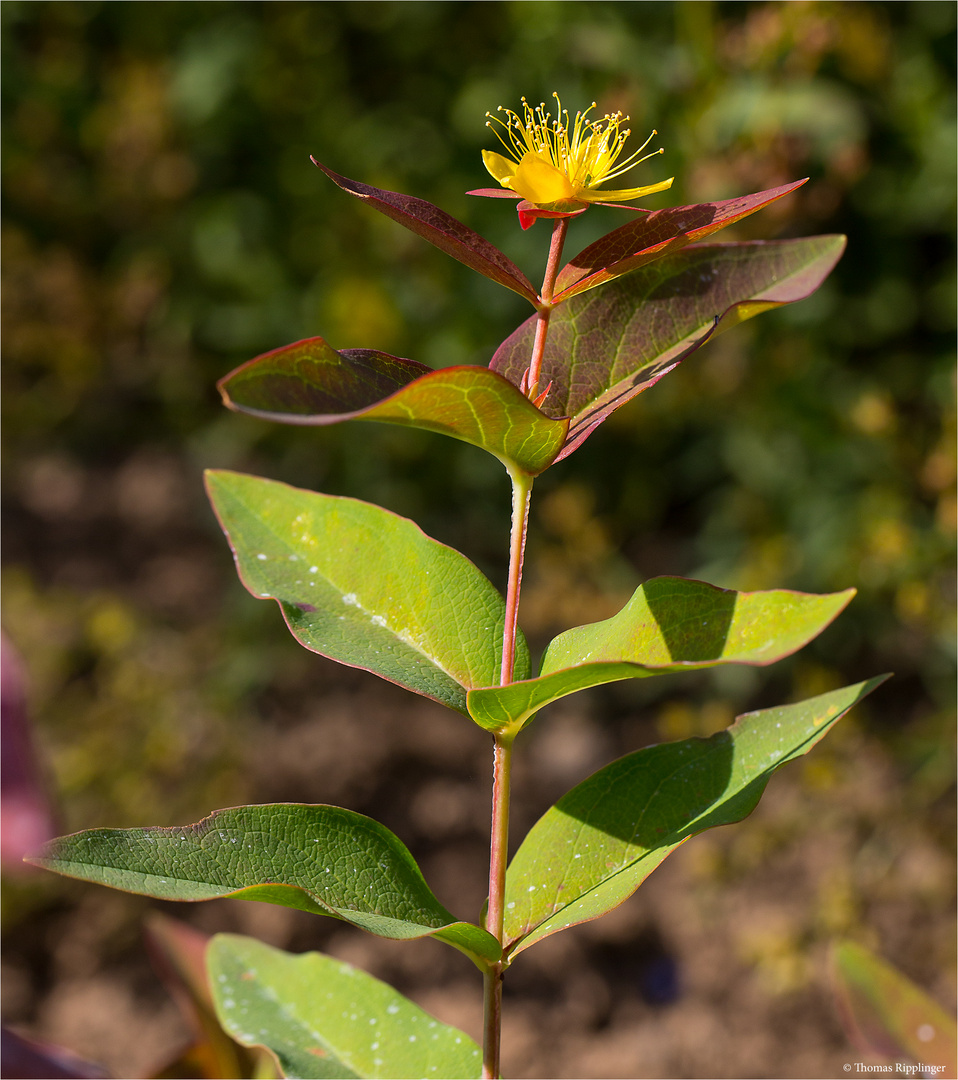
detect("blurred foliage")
(0, 1), (954, 1061)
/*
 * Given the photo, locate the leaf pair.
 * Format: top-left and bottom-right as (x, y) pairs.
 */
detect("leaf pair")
(29, 678), (887, 1073)
(217, 165), (844, 474)
(316, 159), (809, 305)
(207, 470), (856, 734)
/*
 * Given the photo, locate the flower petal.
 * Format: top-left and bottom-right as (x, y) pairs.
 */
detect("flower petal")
(580, 176), (675, 203)
(511, 152), (577, 205)
(482, 150), (518, 185)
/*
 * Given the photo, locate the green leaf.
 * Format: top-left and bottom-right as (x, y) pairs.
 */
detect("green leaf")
(831, 940), (958, 1073)
(206, 470), (530, 716)
(503, 678), (889, 957)
(27, 804), (500, 964)
(491, 236), (846, 460)
(218, 339), (568, 477)
(313, 158), (539, 305)
(554, 179), (808, 300)
(467, 578), (855, 732)
(208, 935), (482, 1079)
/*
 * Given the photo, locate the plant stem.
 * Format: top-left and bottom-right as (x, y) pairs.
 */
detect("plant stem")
(500, 469), (532, 686)
(525, 217), (569, 399)
(482, 731), (514, 1080)
(482, 467), (531, 1079)
(483, 216), (568, 1080)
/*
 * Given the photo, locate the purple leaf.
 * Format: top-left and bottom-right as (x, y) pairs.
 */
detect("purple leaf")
(218, 335), (432, 417)
(491, 235), (846, 461)
(554, 179), (808, 300)
(313, 158), (539, 304)
(219, 336), (568, 476)
(0, 1029), (107, 1080)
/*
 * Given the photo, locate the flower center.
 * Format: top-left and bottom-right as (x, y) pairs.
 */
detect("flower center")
(485, 93), (662, 197)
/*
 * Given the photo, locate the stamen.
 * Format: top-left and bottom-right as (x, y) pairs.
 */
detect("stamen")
(484, 94), (667, 202)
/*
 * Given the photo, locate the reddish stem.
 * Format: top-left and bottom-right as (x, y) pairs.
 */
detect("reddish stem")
(526, 217), (569, 399)
(483, 214), (569, 1080)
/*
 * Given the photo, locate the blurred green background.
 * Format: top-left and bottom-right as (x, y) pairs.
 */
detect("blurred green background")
(2, 2), (954, 1076)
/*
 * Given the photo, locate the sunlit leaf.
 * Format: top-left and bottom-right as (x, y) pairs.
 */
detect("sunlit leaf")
(832, 940), (957, 1076)
(554, 180), (808, 300)
(503, 678), (888, 957)
(313, 158), (539, 304)
(28, 804), (499, 964)
(491, 236), (846, 460)
(467, 578), (854, 732)
(208, 935), (482, 1079)
(206, 470), (529, 716)
(218, 339), (568, 477)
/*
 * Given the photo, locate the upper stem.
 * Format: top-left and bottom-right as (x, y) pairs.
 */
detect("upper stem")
(525, 217), (569, 400)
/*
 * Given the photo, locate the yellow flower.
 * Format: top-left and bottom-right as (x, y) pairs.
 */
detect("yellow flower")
(482, 94), (673, 208)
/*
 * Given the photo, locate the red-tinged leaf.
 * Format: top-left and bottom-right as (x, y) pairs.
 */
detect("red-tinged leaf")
(313, 158), (539, 304)
(466, 187), (523, 199)
(145, 915), (257, 1080)
(491, 235), (846, 461)
(0, 1030), (107, 1080)
(517, 201), (588, 231)
(466, 188), (590, 230)
(146, 915), (215, 1014)
(554, 179), (808, 299)
(219, 335), (430, 416)
(831, 940), (958, 1077)
(219, 336), (568, 476)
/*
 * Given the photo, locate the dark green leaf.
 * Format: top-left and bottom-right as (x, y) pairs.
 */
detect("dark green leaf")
(206, 470), (529, 716)
(503, 678), (889, 957)
(467, 578), (854, 732)
(208, 934), (482, 1079)
(28, 804), (500, 963)
(218, 340), (568, 477)
(491, 236), (846, 460)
